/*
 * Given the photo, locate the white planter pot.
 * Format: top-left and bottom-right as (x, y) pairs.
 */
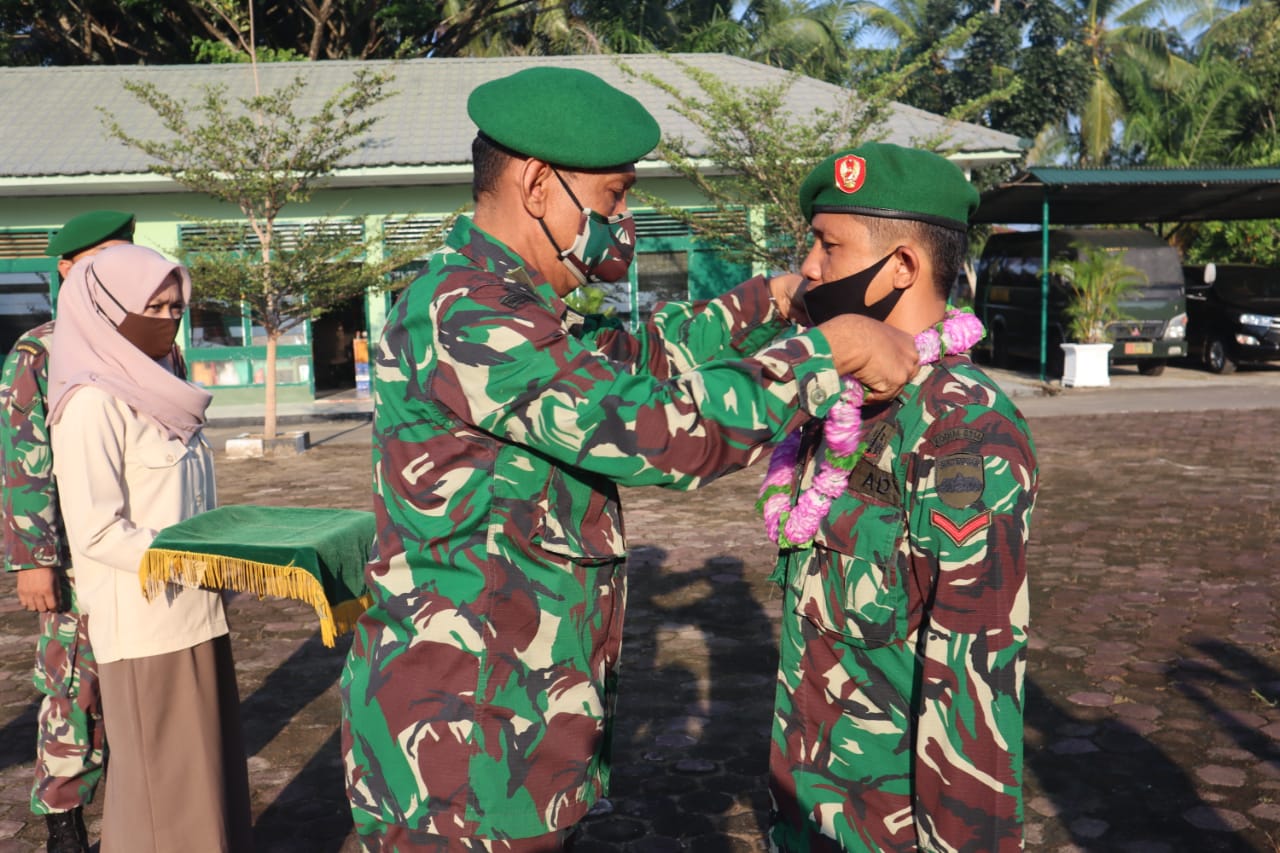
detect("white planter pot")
(1060, 342), (1113, 388)
(224, 430), (311, 459)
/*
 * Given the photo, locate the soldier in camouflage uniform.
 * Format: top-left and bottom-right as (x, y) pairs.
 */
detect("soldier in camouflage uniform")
(764, 144), (1038, 852)
(3, 211), (134, 853)
(341, 68), (922, 851)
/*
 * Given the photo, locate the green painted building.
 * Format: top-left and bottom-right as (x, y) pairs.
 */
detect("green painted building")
(0, 54), (1021, 408)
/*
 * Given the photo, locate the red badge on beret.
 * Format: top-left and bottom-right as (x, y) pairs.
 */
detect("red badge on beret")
(834, 154), (867, 194)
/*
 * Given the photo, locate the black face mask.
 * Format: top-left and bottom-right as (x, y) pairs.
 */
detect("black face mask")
(799, 250), (902, 325)
(89, 264), (181, 360)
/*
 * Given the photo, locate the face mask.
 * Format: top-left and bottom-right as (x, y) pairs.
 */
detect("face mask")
(89, 264), (181, 360)
(539, 168), (636, 285)
(799, 250), (902, 325)
(116, 314), (180, 360)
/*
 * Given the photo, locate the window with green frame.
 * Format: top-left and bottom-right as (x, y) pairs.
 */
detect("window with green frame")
(0, 230), (57, 354)
(178, 223), (327, 389)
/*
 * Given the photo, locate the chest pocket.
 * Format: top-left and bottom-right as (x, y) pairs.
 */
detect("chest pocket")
(790, 410), (909, 649)
(135, 436), (194, 470)
(795, 491), (908, 648)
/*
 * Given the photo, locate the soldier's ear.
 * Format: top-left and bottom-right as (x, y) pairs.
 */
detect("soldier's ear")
(890, 244), (922, 291)
(519, 158), (555, 219)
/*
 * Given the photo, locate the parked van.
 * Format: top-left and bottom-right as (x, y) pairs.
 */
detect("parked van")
(1182, 263), (1280, 374)
(974, 228), (1188, 376)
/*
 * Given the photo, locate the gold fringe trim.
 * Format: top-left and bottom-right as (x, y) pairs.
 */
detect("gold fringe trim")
(140, 549), (371, 648)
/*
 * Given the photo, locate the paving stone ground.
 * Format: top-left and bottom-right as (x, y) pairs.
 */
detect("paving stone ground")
(1, 402), (1278, 852)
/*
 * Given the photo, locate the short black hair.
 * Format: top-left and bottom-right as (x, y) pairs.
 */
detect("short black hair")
(471, 133), (517, 200)
(864, 216), (968, 300)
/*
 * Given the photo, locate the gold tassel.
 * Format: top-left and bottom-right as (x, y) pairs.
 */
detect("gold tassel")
(139, 549), (368, 648)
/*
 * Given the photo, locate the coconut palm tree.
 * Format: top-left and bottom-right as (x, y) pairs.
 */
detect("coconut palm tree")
(1066, 0), (1190, 166)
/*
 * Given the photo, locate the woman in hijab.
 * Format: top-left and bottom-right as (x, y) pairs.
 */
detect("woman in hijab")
(48, 244), (253, 853)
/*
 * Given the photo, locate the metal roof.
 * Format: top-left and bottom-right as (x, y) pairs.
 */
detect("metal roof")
(974, 166), (1280, 225)
(0, 53), (1021, 189)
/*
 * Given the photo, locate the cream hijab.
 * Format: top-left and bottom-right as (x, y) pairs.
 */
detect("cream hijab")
(49, 244), (212, 443)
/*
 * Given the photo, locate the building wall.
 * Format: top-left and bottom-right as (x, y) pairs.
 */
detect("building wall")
(0, 176), (754, 405)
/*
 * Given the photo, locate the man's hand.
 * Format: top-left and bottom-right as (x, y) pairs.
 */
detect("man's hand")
(816, 314), (919, 403)
(767, 274), (811, 325)
(16, 567), (60, 613)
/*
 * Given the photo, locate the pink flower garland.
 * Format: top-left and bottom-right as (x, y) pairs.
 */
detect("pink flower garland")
(758, 308), (986, 548)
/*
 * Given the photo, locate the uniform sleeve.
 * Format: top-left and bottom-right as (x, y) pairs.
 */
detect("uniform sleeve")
(579, 275), (791, 378)
(1, 341), (65, 572)
(387, 270), (841, 491)
(906, 399), (1038, 852)
(51, 389), (159, 576)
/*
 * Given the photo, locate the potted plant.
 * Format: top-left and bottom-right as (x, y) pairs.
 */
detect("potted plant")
(1050, 242), (1147, 387)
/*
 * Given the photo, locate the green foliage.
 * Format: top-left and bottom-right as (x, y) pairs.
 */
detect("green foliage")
(0, 0), (550, 64)
(851, 0), (1088, 139)
(191, 40), (306, 63)
(1183, 220), (1280, 268)
(1050, 242), (1145, 343)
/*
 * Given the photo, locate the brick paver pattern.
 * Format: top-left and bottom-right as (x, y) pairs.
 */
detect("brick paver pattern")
(0, 408), (1276, 852)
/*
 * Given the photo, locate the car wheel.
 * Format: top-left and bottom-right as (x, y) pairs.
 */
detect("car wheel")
(990, 324), (1010, 368)
(1205, 337), (1237, 374)
(1138, 360), (1166, 376)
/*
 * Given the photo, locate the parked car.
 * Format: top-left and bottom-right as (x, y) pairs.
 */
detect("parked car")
(974, 228), (1188, 376)
(1182, 263), (1280, 374)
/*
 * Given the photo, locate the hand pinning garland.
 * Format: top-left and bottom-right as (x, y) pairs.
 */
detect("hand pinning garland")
(757, 308), (986, 549)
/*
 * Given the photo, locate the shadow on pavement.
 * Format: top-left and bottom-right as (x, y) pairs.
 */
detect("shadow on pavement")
(1175, 639), (1280, 770)
(576, 546), (776, 851)
(0, 697), (38, 773)
(253, 729), (352, 853)
(240, 632), (351, 757)
(1026, 678), (1261, 852)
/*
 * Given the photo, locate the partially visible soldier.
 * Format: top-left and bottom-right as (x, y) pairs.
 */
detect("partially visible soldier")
(2, 210), (134, 853)
(760, 144), (1038, 852)
(341, 68), (921, 851)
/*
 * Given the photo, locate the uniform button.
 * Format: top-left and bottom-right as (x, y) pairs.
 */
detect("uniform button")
(810, 387), (827, 405)
(166, 454), (175, 463)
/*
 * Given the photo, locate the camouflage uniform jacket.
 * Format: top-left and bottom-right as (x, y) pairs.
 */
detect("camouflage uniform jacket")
(2, 322), (69, 575)
(769, 356), (1037, 853)
(343, 216), (842, 841)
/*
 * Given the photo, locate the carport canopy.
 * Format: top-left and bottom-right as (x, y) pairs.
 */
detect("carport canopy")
(970, 166), (1280, 378)
(973, 166), (1280, 225)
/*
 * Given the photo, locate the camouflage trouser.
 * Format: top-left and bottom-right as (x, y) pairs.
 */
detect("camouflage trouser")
(30, 588), (105, 815)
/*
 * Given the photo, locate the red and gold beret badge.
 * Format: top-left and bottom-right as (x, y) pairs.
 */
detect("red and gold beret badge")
(834, 153), (867, 194)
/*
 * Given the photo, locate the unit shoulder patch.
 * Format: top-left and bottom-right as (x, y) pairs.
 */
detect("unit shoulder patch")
(935, 452), (984, 508)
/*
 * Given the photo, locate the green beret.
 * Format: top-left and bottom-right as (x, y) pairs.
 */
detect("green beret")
(46, 210), (135, 258)
(798, 143), (978, 231)
(468, 67), (660, 169)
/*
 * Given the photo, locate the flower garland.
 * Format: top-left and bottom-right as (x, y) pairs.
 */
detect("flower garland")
(757, 308), (986, 549)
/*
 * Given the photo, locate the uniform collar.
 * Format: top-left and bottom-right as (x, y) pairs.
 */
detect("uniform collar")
(447, 215), (568, 316)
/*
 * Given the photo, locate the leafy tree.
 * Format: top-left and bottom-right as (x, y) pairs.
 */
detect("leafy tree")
(1119, 52), (1255, 166)
(1060, 0), (1191, 166)
(852, 0), (1089, 143)
(0, 0), (560, 64)
(103, 63), (436, 440)
(715, 0), (860, 84)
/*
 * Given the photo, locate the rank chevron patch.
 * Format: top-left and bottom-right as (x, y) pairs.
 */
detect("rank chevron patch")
(930, 509), (991, 545)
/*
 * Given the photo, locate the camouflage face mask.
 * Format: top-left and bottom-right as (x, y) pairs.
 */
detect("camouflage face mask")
(541, 168), (636, 285)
